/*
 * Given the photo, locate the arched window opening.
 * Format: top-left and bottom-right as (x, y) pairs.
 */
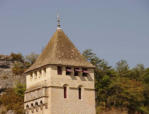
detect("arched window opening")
(57, 66), (62, 75)
(40, 100), (43, 105)
(78, 87), (82, 99)
(64, 86), (67, 98)
(35, 102), (38, 106)
(31, 103), (34, 107)
(26, 105), (29, 109)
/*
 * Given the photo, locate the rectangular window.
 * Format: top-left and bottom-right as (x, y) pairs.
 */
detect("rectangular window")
(79, 87), (81, 99)
(30, 73), (33, 80)
(44, 68), (46, 75)
(39, 70), (42, 78)
(74, 68), (80, 76)
(39, 70), (42, 75)
(64, 87), (67, 98)
(82, 68), (88, 77)
(57, 66), (62, 75)
(34, 71), (37, 79)
(66, 67), (72, 75)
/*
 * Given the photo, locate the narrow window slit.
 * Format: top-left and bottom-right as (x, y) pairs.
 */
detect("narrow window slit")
(79, 87), (82, 99)
(64, 86), (67, 98)
(57, 66), (62, 75)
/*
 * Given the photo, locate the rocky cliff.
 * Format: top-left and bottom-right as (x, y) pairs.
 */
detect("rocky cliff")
(0, 55), (25, 90)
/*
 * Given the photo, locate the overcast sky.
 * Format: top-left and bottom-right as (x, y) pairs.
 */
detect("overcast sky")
(0, 0), (149, 68)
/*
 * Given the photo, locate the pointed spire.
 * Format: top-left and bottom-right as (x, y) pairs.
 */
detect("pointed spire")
(57, 14), (61, 29)
(25, 29), (94, 73)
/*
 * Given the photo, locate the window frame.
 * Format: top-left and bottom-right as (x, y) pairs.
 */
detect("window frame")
(57, 66), (62, 75)
(30, 73), (33, 80)
(74, 68), (80, 76)
(78, 87), (82, 99)
(82, 68), (88, 77)
(64, 86), (67, 99)
(66, 67), (72, 75)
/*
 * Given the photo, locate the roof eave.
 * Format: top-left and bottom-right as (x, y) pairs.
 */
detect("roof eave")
(24, 63), (95, 74)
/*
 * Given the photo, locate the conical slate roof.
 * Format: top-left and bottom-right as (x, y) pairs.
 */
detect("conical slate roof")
(25, 29), (94, 73)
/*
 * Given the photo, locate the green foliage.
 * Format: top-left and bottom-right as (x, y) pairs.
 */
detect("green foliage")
(14, 83), (26, 97)
(12, 62), (25, 75)
(115, 60), (131, 77)
(140, 106), (149, 114)
(25, 52), (39, 65)
(130, 64), (145, 81)
(83, 49), (149, 114)
(116, 60), (129, 73)
(144, 68), (149, 84)
(11, 52), (38, 75)
(3, 50), (149, 114)
(10, 53), (24, 62)
(108, 77), (144, 112)
(0, 89), (24, 114)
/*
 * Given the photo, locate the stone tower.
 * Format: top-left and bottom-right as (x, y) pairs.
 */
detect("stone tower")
(24, 17), (96, 114)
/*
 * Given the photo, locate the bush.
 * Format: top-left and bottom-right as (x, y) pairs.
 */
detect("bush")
(25, 52), (38, 65)
(10, 53), (24, 62)
(14, 83), (26, 97)
(0, 88), (25, 114)
(11, 52), (38, 75)
(12, 62), (25, 75)
(83, 49), (149, 114)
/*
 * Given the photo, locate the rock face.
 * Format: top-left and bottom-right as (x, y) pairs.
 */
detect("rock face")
(6, 110), (15, 114)
(0, 55), (12, 68)
(0, 55), (25, 114)
(0, 55), (25, 90)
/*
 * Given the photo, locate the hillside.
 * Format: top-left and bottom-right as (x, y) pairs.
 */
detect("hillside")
(0, 51), (149, 114)
(0, 54), (25, 114)
(0, 55), (25, 90)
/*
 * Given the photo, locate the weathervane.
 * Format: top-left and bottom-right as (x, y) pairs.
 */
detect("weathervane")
(57, 14), (61, 29)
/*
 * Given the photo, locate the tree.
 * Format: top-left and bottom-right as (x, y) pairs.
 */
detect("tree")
(83, 49), (149, 114)
(130, 64), (145, 81)
(11, 52), (38, 75)
(143, 68), (149, 84)
(12, 62), (25, 75)
(142, 68), (149, 113)
(25, 52), (39, 65)
(108, 77), (144, 113)
(115, 60), (131, 77)
(10, 53), (24, 62)
(83, 49), (116, 106)
(0, 89), (24, 114)
(14, 83), (26, 98)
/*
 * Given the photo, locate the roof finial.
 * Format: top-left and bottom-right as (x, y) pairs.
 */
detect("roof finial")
(57, 14), (61, 29)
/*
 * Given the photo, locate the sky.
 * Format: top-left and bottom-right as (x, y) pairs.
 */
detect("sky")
(0, 0), (149, 68)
